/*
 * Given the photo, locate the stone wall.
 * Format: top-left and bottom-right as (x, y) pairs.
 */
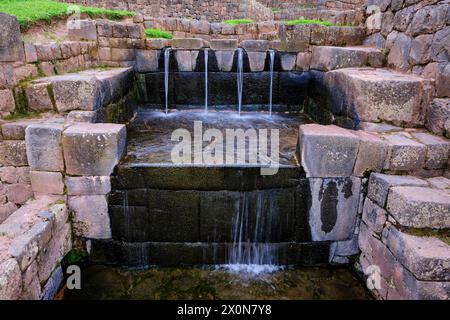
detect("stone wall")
(0, 198), (72, 300)
(365, 0), (449, 95)
(61, 0), (274, 21)
(258, 0), (366, 10)
(0, 122), (34, 224)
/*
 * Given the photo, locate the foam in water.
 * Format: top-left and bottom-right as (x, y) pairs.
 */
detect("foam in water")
(217, 264), (282, 276)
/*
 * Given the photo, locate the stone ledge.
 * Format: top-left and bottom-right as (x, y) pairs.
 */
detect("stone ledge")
(387, 186), (450, 229)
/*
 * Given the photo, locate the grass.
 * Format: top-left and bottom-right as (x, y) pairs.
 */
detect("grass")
(271, 8), (281, 13)
(144, 28), (173, 39)
(3, 110), (41, 121)
(223, 19), (254, 26)
(283, 19), (334, 27)
(0, 0), (135, 28)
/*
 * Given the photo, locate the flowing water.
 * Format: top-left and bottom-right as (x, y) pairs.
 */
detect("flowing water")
(237, 48), (244, 116)
(268, 50), (275, 116)
(204, 48), (209, 112)
(164, 48), (171, 114)
(225, 192), (280, 273)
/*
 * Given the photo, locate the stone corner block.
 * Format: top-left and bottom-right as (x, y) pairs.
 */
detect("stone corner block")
(25, 123), (65, 172)
(68, 195), (111, 239)
(62, 123), (126, 176)
(298, 124), (360, 177)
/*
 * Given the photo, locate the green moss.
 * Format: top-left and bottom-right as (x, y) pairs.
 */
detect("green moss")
(401, 227), (450, 245)
(144, 28), (173, 39)
(272, 8), (281, 13)
(0, 0), (134, 29)
(224, 19), (254, 26)
(284, 19), (334, 27)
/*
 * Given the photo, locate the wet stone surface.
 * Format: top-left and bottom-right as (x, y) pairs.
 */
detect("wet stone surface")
(124, 110), (311, 166)
(61, 266), (372, 300)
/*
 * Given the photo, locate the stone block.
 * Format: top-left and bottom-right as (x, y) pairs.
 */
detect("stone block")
(296, 52), (311, 71)
(0, 89), (15, 116)
(311, 46), (385, 71)
(135, 49), (160, 72)
(190, 20), (210, 35)
(426, 98), (450, 136)
(0, 13), (24, 62)
(1, 120), (36, 140)
(409, 34), (433, 65)
(111, 48), (135, 61)
(0, 166), (30, 184)
(25, 82), (54, 112)
(298, 124), (360, 177)
(0, 259), (22, 300)
(362, 197), (387, 234)
(145, 39), (170, 50)
(367, 173), (428, 208)
(279, 25), (311, 52)
(427, 176), (450, 190)
(0, 202), (18, 224)
(65, 176), (111, 196)
(382, 133), (426, 171)
(387, 32), (412, 71)
(353, 131), (388, 176)
(412, 132), (450, 169)
(0, 140), (28, 166)
(174, 50), (199, 72)
(6, 183), (33, 205)
(66, 111), (98, 123)
(67, 20), (97, 41)
(9, 220), (53, 270)
(30, 171), (64, 195)
(387, 186), (450, 229)
(436, 63), (450, 98)
(382, 225), (450, 281)
(51, 74), (102, 112)
(69, 195), (111, 239)
(25, 123), (64, 172)
(324, 68), (431, 127)
(308, 177), (361, 241)
(279, 52), (297, 71)
(171, 38), (204, 50)
(24, 43), (37, 63)
(247, 52), (267, 72)
(215, 50), (235, 72)
(62, 123), (126, 176)
(210, 39), (238, 51)
(241, 40), (270, 52)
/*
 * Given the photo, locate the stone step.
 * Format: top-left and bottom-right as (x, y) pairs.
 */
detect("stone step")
(24, 67), (133, 115)
(274, 8), (365, 26)
(298, 123), (450, 178)
(382, 225), (450, 281)
(113, 165), (302, 191)
(323, 68), (433, 127)
(387, 186), (450, 229)
(310, 46), (385, 71)
(89, 239), (331, 268)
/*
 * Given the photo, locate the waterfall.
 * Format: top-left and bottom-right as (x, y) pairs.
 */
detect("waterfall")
(268, 50), (275, 116)
(164, 48), (171, 114)
(237, 48), (244, 116)
(225, 192), (280, 274)
(204, 48), (209, 113)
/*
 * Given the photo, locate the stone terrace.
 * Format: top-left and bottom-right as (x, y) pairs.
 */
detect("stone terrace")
(0, 0), (449, 300)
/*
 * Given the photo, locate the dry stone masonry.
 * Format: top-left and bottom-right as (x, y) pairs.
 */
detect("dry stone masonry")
(0, 0), (449, 300)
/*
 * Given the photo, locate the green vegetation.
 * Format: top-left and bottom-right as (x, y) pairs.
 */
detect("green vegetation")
(224, 19), (254, 26)
(284, 19), (333, 27)
(3, 110), (41, 121)
(403, 227), (450, 245)
(144, 28), (173, 39)
(271, 8), (281, 13)
(0, 0), (135, 28)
